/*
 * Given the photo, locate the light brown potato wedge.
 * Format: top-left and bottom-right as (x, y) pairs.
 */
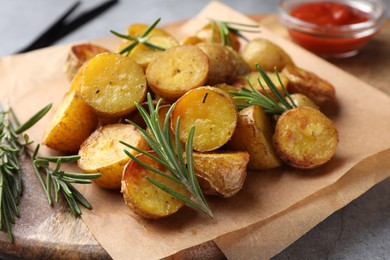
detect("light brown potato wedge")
(64, 43), (109, 81)
(171, 86), (237, 152)
(43, 90), (98, 154)
(233, 71), (289, 101)
(196, 42), (237, 85)
(282, 65), (336, 105)
(241, 38), (294, 72)
(226, 105), (282, 170)
(127, 36), (178, 69)
(121, 152), (190, 219)
(80, 53), (147, 117)
(288, 93), (319, 110)
(273, 107), (338, 169)
(127, 23), (171, 37)
(78, 124), (149, 189)
(146, 45), (209, 101)
(192, 151), (249, 198)
(195, 23), (241, 51)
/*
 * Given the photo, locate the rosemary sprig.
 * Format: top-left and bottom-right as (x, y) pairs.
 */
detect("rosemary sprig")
(0, 103), (51, 242)
(209, 19), (259, 47)
(231, 65), (297, 114)
(110, 18), (166, 55)
(120, 93), (213, 217)
(31, 145), (101, 217)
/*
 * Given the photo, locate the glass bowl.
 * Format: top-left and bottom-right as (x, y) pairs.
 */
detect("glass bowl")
(279, 0), (387, 58)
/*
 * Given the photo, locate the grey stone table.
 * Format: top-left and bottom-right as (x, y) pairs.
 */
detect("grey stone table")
(1, 1), (389, 259)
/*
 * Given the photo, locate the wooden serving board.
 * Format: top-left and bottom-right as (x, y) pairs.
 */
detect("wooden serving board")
(1, 15), (389, 259)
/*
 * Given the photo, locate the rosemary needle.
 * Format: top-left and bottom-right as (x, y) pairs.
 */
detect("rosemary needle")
(121, 93), (213, 217)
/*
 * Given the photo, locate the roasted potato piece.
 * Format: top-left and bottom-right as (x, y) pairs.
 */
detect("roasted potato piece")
(146, 45), (209, 101)
(282, 65), (335, 105)
(80, 53), (147, 118)
(121, 152), (190, 219)
(127, 23), (171, 37)
(43, 90), (98, 154)
(127, 36), (178, 69)
(241, 38), (294, 72)
(226, 106), (282, 170)
(195, 23), (241, 51)
(273, 107), (338, 169)
(229, 47), (251, 77)
(78, 124), (149, 189)
(171, 87), (237, 152)
(196, 42), (237, 85)
(192, 151), (249, 198)
(233, 71), (289, 100)
(64, 43), (109, 81)
(288, 93), (319, 110)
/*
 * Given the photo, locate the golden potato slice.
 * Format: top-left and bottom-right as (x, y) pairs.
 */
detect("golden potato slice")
(288, 93), (319, 110)
(241, 38), (294, 72)
(146, 45), (209, 101)
(121, 152), (190, 219)
(196, 42), (237, 85)
(233, 71), (289, 100)
(64, 43), (109, 81)
(171, 86), (237, 152)
(195, 23), (241, 51)
(192, 151), (249, 198)
(226, 106), (282, 170)
(127, 23), (171, 37)
(273, 107), (338, 169)
(80, 53), (147, 117)
(282, 65), (336, 105)
(43, 90), (98, 154)
(127, 36), (178, 69)
(78, 124), (149, 189)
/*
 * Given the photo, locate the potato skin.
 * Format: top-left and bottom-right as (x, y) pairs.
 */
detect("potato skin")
(78, 124), (149, 189)
(121, 152), (190, 219)
(273, 107), (338, 169)
(171, 86), (237, 152)
(64, 43), (109, 81)
(146, 45), (209, 101)
(241, 38), (294, 72)
(196, 42), (238, 85)
(81, 53), (147, 118)
(192, 151), (249, 198)
(282, 65), (335, 105)
(226, 106), (282, 170)
(43, 90), (98, 154)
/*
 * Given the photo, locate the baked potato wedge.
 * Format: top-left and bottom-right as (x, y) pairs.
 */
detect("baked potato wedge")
(195, 23), (241, 51)
(226, 105), (282, 170)
(121, 152), (190, 219)
(78, 124), (149, 189)
(282, 65), (336, 105)
(171, 86), (237, 152)
(241, 38), (294, 72)
(196, 42), (238, 85)
(64, 43), (109, 81)
(43, 90), (98, 154)
(273, 107), (338, 169)
(146, 45), (209, 101)
(192, 151), (249, 198)
(80, 53), (147, 118)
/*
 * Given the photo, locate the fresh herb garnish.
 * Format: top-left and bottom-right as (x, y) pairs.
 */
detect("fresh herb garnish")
(0, 104), (51, 241)
(111, 18), (166, 55)
(231, 65), (297, 114)
(209, 19), (259, 47)
(120, 93), (213, 217)
(31, 145), (101, 217)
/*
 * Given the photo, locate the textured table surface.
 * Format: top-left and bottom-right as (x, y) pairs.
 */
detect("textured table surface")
(1, 1), (390, 259)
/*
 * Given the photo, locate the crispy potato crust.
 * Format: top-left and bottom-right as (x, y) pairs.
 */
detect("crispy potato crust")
(273, 107), (338, 169)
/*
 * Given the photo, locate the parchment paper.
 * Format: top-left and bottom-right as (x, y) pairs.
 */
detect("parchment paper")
(1, 2), (390, 260)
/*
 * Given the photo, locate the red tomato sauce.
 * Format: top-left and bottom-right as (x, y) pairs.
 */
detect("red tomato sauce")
(290, 2), (370, 26)
(287, 2), (372, 57)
